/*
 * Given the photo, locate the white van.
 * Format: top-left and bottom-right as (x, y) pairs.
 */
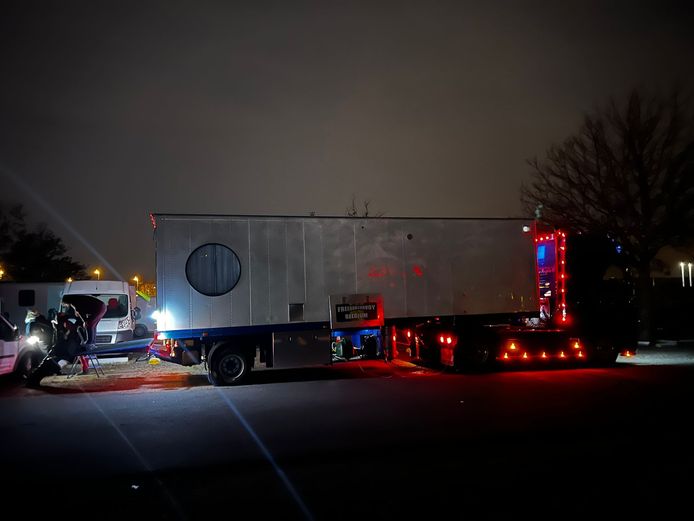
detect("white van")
(0, 313), (45, 378)
(63, 280), (136, 344)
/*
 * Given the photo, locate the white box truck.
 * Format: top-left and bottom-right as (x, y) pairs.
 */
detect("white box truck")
(0, 281), (64, 331)
(148, 214), (633, 386)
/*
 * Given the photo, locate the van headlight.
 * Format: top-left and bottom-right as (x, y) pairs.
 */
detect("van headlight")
(118, 315), (132, 329)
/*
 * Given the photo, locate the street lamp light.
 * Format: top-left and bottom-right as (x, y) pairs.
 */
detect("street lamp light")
(93, 269), (100, 281)
(0, 267), (4, 280)
(67, 277), (73, 283)
(132, 275), (139, 291)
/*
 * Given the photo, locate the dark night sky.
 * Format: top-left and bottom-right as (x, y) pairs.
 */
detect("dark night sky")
(1, 1), (693, 281)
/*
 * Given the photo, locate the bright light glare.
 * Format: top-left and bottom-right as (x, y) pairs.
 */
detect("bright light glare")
(26, 335), (40, 345)
(151, 310), (174, 330)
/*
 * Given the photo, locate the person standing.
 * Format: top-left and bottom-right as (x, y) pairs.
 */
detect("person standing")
(332, 335), (346, 361)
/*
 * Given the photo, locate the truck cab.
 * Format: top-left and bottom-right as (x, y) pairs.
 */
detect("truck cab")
(63, 280), (136, 345)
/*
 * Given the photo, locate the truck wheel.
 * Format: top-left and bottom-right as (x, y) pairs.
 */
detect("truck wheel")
(134, 324), (147, 338)
(208, 347), (249, 386)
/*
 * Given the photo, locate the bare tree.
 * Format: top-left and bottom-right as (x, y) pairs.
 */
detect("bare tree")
(521, 88), (694, 342)
(0, 202), (86, 281)
(346, 194), (385, 218)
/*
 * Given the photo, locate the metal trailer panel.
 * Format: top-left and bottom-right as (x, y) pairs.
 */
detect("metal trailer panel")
(0, 282), (64, 327)
(228, 219), (252, 327)
(155, 215), (537, 333)
(268, 220), (289, 324)
(355, 220), (407, 317)
(159, 218), (192, 331)
(286, 221), (306, 314)
(302, 221), (326, 322)
(272, 329), (332, 368)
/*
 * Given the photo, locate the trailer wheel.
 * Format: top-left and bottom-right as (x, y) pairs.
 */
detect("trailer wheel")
(208, 346), (249, 386)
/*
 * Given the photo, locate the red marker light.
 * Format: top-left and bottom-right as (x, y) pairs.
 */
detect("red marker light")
(522, 352), (528, 359)
(446, 336), (452, 345)
(439, 336), (445, 344)
(503, 353), (509, 360)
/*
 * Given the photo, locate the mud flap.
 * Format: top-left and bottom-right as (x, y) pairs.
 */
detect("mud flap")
(440, 345), (455, 367)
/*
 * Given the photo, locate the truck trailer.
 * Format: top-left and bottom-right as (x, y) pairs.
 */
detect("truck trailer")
(0, 281), (64, 329)
(148, 214), (633, 385)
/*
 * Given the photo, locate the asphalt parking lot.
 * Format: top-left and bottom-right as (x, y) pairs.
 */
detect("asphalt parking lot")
(15, 353), (437, 395)
(15, 339), (693, 395)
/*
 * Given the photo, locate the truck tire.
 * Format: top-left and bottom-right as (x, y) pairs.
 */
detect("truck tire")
(134, 324), (148, 338)
(208, 346), (250, 386)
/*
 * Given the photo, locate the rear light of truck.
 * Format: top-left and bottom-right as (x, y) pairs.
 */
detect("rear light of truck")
(501, 342), (586, 362)
(148, 336), (175, 358)
(570, 339), (584, 359)
(500, 340), (521, 361)
(438, 334), (456, 346)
